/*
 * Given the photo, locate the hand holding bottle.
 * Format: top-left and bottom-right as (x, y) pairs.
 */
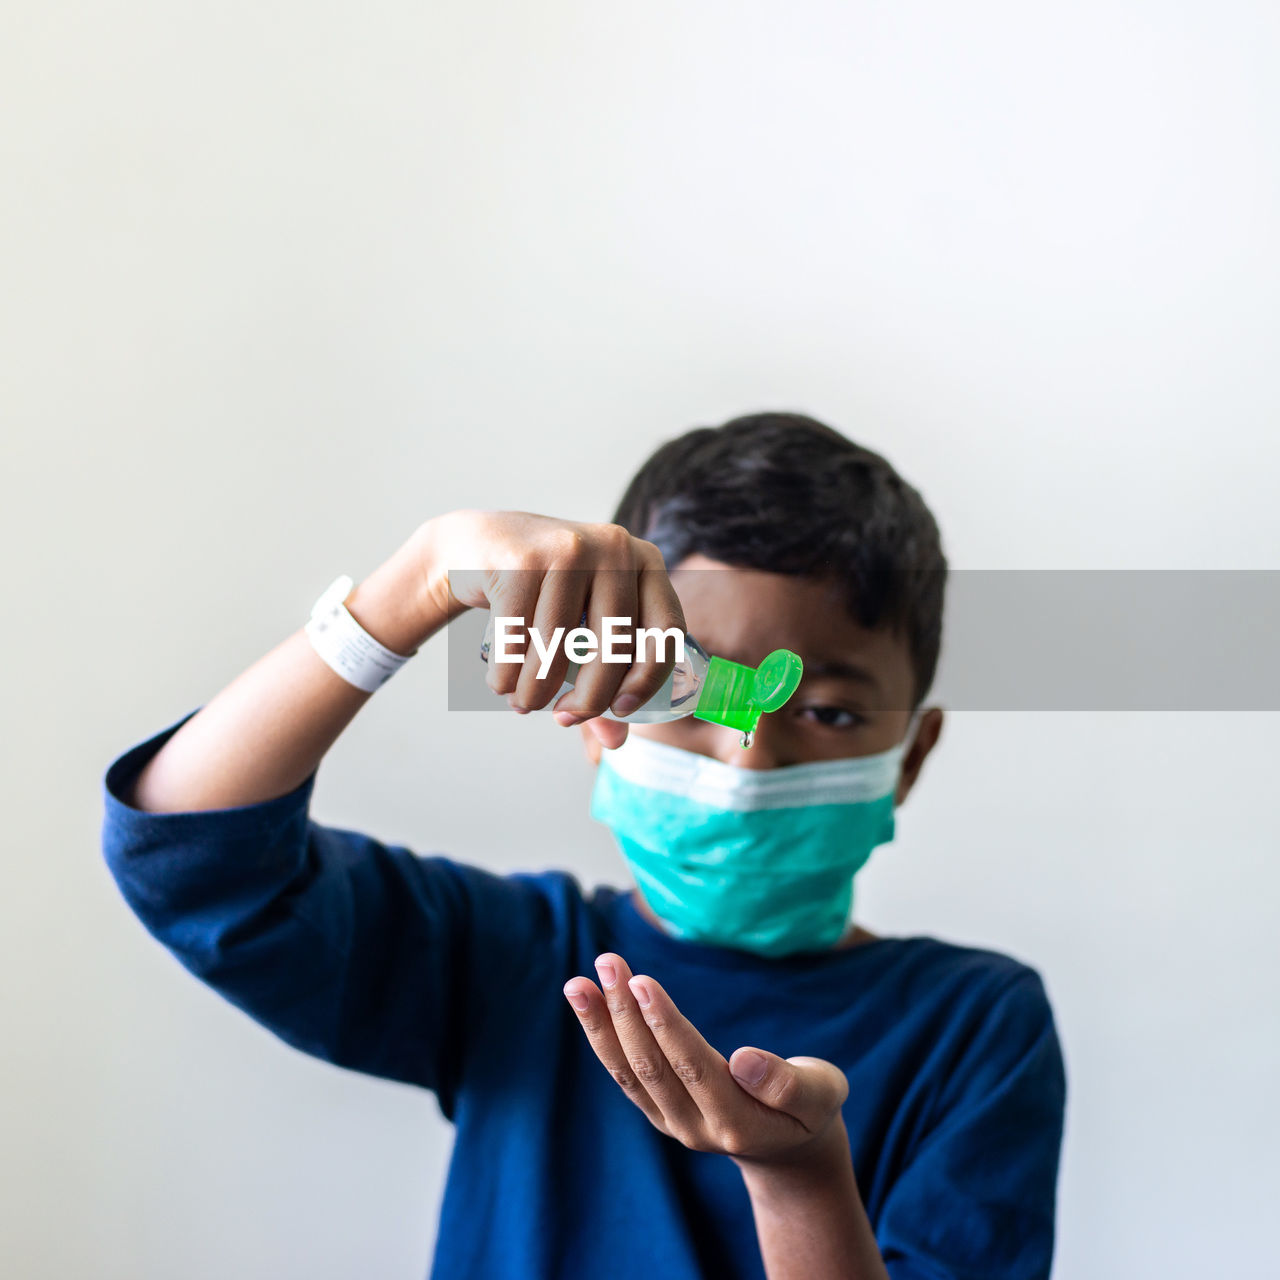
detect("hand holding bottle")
(419, 509), (689, 743)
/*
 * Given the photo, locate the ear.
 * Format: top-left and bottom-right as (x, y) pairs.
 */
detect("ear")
(894, 707), (943, 806)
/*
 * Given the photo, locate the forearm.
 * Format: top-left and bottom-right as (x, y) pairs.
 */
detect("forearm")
(126, 519), (452, 813)
(736, 1117), (890, 1280)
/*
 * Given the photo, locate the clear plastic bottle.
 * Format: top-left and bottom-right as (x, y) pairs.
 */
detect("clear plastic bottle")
(479, 610), (803, 744)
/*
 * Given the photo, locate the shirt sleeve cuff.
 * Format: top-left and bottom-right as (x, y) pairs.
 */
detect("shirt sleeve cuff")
(100, 707), (320, 917)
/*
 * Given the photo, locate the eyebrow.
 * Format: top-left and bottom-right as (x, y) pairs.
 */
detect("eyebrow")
(800, 658), (883, 690)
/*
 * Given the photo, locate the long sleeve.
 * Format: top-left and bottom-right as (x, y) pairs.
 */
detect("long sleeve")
(99, 707), (555, 1119)
(875, 968), (1067, 1280)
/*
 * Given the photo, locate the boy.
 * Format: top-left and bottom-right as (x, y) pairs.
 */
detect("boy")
(101, 412), (1066, 1279)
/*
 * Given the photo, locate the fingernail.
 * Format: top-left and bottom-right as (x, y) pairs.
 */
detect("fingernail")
(628, 977), (651, 1007)
(554, 711), (582, 726)
(732, 1050), (768, 1085)
(595, 959), (617, 988)
(564, 986), (589, 1011)
(611, 692), (640, 717)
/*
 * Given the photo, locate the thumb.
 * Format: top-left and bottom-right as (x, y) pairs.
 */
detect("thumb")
(729, 1048), (850, 1130)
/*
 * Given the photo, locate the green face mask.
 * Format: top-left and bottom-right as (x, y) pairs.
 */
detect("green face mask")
(589, 719), (917, 958)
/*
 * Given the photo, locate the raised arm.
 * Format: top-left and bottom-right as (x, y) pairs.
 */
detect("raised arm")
(124, 509), (685, 814)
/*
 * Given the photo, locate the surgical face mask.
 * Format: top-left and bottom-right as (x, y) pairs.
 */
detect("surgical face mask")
(589, 713), (920, 959)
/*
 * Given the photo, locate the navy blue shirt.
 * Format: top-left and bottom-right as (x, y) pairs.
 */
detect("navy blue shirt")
(100, 708), (1067, 1279)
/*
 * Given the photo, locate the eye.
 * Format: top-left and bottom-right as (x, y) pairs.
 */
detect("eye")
(797, 705), (867, 729)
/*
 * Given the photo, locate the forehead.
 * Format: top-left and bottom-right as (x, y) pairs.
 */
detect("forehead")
(667, 554), (915, 709)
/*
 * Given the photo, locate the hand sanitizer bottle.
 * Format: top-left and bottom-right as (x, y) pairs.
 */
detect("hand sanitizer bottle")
(479, 611), (803, 746)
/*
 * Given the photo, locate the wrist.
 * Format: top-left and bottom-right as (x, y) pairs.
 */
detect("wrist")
(733, 1113), (855, 1198)
(412, 513), (474, 630)
(342, 523), (451, 657)
(736, 1114), (888, 1280)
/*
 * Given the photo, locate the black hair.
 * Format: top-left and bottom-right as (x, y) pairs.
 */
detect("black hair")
(611, 411), (947, 708)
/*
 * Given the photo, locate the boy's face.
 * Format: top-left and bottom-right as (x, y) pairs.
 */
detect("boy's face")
(580, 553), (943, 803)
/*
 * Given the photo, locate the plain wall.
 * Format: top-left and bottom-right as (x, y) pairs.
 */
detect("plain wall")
(3, 2), (1278, 1276)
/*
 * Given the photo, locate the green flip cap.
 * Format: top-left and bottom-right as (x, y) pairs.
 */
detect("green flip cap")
(692, 648), (805, 734)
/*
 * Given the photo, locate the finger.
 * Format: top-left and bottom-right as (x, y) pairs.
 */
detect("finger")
(514, 566), (590, 711)
(552, 565), (637, 722)
(482, 571), (541, 700)
(582, 717), (628, 749)
(728, 1050), (851, 1134)
(625, 972), (739, 1122)
(592, 953), (706, 1136)
(561, 974), (670, 1134)
(607, 541), (686, 717)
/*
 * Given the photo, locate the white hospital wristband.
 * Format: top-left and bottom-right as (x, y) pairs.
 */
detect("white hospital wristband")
(305, 573), (417, 693)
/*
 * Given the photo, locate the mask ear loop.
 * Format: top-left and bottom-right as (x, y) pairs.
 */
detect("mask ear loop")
(878, 706), (924, 811)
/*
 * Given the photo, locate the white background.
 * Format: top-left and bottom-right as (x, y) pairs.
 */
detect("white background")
(3, 2), (1278, 1276)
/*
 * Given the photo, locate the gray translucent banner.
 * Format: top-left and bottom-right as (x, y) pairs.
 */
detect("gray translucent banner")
(445, 568), (1280, 711)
